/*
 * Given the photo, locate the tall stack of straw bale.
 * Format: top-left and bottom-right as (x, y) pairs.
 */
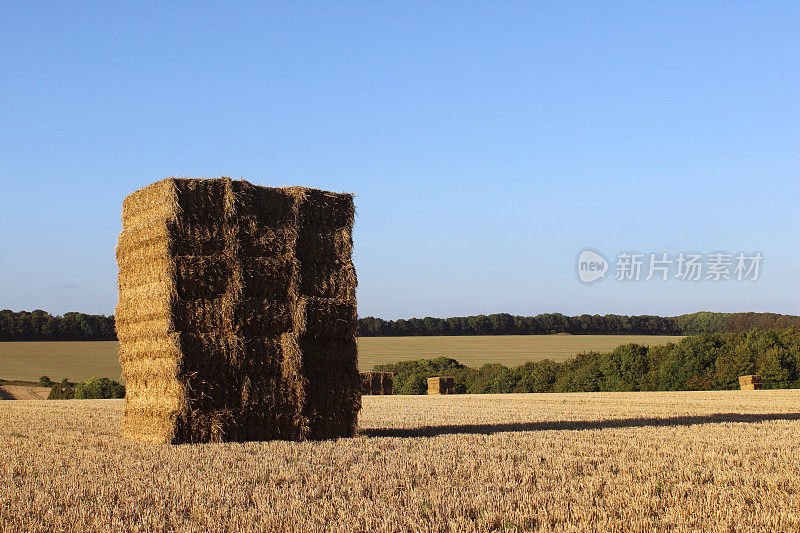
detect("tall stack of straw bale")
(115, 177), (359, 443)
(739, 375), (762, 390)
(360, 371), (393, 395)
(427, 376), (455, 395)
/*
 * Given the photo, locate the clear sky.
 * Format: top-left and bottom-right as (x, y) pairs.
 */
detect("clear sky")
(1, 2), (798, 319)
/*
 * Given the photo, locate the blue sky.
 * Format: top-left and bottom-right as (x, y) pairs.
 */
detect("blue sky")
(1, 2), (798, 319)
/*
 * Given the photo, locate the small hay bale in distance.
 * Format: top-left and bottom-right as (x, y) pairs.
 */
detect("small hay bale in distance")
(360, 371), (381, 395)
(427, 376), (455, 395)
(739, 375), (763, 390)
(116, 177), (360, 444)
(380, 372), (394, 395)
(370, 371), (382, 395)
(360, 372), (393, 395)
(361, 372), (373, 394)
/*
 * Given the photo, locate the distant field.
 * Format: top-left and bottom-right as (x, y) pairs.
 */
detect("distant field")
(0, 335), (683, 382)
(0, 342), (122, 383)
(356, 334), (684, 370)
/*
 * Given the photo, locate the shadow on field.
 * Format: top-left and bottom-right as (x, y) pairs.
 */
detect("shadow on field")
(360, 412), (800, 438)
(0, 387), (15, 400)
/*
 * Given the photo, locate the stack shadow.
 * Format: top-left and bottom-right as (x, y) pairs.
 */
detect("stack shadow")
(360, 412), (800, 438)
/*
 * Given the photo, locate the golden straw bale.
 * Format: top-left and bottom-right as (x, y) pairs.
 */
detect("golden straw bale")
(739, 375), (763, 390)
(427, 376), (455, 395)
(116, 177), (359, 444)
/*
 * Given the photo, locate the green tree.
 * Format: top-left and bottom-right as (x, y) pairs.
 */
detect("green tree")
(468, 364), (516, 393)
(74, 378), (125, 399)
(48, 380), (75, 399)
(514, 360), (559, 393)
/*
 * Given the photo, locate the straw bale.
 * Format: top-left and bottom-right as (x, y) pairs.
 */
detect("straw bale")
(370, 372), (382, 394)
(300, 339), (359, 439)
(241, 256), (296, 298)
(122, 407), (181, 443)
(117, 177), (358, 444)
(427, 376), (455, 395)
(238, 227), (296, 258)
(175, 255), (234, 297)
(299, 261), (357, 300)
(173, 178), (229, 220)
(381, 372), (394, 395)
(230, 180), (297, 227)
(120, 179), (179, 228)
(359, 371), (386, 395)
(296, 227), (353, 263)
(294, 187), (356, 228)
(118, 333), (182, 363)
(300, 297), (358, 340)
(359, 372), (372, 395)
(739, 374), (763, 390)
(359, 371), (393, 395)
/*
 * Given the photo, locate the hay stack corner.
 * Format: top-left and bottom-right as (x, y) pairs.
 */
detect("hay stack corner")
(116, 177), (359, 444)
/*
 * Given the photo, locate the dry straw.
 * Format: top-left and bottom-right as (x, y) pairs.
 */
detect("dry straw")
(427, 376), (455, 395)
(116, 177), (360, 444)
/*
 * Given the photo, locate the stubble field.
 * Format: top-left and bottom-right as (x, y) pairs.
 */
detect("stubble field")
(0, 335), (683, 382)
(1, 389), (798, 532)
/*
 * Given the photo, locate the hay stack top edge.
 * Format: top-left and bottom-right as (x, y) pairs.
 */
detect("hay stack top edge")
(120, 177), (355, 216)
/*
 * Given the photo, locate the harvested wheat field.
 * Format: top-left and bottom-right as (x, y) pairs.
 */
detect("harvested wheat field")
(1, 390), (799, 532)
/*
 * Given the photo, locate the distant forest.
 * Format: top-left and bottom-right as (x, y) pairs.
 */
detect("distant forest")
(358, 311), (800, 337)
(0, 310), (116, 341)
(1, 309), (798, 341)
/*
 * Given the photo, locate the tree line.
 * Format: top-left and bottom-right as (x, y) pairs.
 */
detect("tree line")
(1, 309), (798, 341)
(376, 329), (800, 394)
(0, 310), (116, 341)
(358, 311), (800, 337)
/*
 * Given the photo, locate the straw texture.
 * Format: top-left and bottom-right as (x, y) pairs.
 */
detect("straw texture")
(116, 177), (359, 444)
